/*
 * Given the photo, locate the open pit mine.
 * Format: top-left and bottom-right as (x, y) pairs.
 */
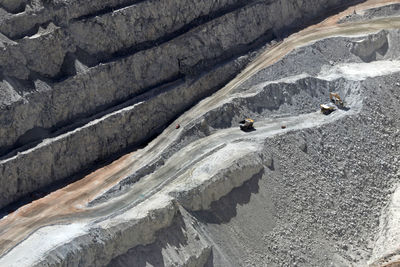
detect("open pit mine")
(1, 0), (400, 266)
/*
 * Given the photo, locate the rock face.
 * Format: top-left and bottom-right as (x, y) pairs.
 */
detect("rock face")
(1, 1), (400, 267)
(101, 29), (400, 267)
(0, 0), (359, 209)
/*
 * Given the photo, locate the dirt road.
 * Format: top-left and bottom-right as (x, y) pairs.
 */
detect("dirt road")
(0, 0), (400, 262)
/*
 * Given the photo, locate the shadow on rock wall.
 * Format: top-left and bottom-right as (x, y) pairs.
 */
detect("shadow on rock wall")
(191, 168), (264, 224)
(108, 213), (189, 267)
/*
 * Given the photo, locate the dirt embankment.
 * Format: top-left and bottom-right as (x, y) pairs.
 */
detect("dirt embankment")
(1, 0), (400, 266)
(0, 0), (362, 210)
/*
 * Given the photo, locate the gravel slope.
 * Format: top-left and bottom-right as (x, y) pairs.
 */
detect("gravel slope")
(1, 1), (400, 266)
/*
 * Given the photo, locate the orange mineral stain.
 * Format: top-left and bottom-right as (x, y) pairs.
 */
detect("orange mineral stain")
(0, 0), (399, 259)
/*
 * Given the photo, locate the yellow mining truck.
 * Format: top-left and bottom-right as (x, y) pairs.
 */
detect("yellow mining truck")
(239, 118), (254, 131)
(320, 103), (336, 115)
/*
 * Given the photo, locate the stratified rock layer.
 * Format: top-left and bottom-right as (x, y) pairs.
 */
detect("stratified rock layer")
(1, 2), (400, 267)
(0, 0), (358, 209)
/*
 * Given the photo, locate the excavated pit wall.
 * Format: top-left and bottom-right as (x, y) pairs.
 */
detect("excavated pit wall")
(0, 57), (249, 209)
(0, 0), (360, 209)
(108, 59), (400, 267)
(97, 29), (395, 203)
(26, 148), (267, 267)
(95, 28), (400, 266)
(194, 76), (400, 267)
(24, 69), (400, 266)
(2, 17), (400, 266)
(0, 0), (359, 153)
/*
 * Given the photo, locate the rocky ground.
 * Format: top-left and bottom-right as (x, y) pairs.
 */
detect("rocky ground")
(0, 0), (360, 209)
(0, 0), (400, 266)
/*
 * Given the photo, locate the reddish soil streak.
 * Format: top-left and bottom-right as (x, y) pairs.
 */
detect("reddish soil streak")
(0, 0), (399, 259)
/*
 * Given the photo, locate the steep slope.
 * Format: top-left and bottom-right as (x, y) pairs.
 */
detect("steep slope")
(1, 1), (400, 267)
(0, 0), (362, 209)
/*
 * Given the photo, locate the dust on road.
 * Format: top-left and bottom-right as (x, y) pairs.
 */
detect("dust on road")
(0, 0), (399, 259)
